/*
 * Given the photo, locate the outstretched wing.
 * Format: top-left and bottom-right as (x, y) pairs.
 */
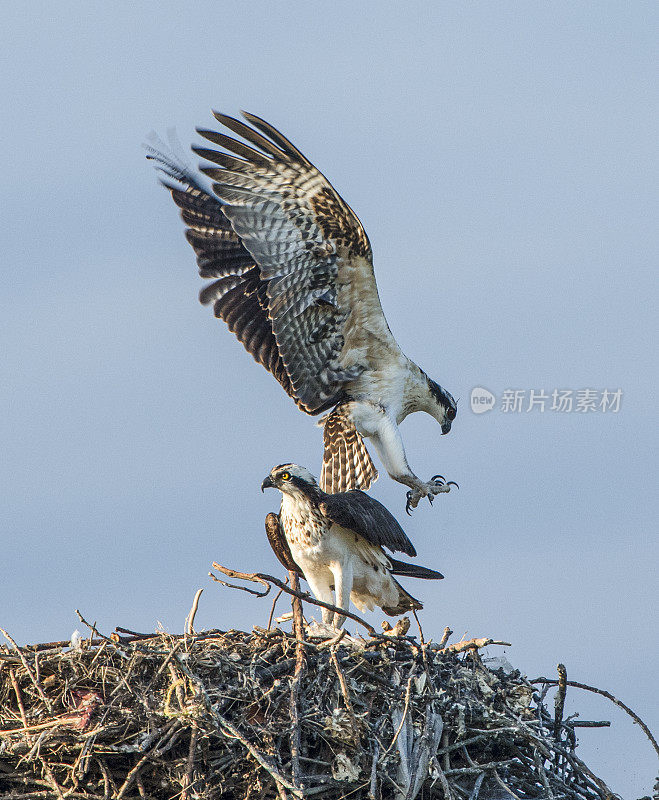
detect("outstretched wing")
(148, 148), (299, 405)
(318, 490), (416, 557)
(193, 112), (381, 414)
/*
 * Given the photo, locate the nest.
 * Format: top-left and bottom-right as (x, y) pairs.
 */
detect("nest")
(0, 619), (630, 800)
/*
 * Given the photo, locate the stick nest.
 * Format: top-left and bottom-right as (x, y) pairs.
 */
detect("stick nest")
(0, 626), (620, 799)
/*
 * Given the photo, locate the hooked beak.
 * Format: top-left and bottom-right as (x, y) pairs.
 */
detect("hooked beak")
(261, 475), (275, 492)
(441, 420), (452, 435)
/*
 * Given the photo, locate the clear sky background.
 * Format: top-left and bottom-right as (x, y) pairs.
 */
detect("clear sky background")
(1, 2), (657, 795)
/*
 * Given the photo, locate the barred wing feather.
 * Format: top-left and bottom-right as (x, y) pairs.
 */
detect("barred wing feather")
(195, 112), (382, 414)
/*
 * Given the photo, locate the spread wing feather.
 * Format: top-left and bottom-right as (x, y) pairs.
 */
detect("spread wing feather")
(318, 490), (416, 557)
(194, 111), (375, 413)
(148, 149), (302, 404)
(149, 111), (385, 415)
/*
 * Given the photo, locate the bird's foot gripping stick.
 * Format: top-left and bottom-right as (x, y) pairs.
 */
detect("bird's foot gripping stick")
(405, 475), (459, 515)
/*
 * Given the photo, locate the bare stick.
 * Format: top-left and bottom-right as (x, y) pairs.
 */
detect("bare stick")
(383, 673), (415, 757)
(211, 562), (382, 638)
(185, 589), (203, 636)
(181, 725), (198, 800)
(441, 637), (511, 654)
(9, 668), (29, 746)
(330, 647), (360, 748)
(468, 771), (486, 800)
(368, 741), (379, 799)
(412, 610), (425, 645)
(0, 629), (52, 711)
(116, 720), (181, 799)
(530, 676), (659, 759)
(267, 584), (286, 630)
(39, 755), (64, 799)
(553, 663), (567, 740)
(431, 756), (455, 800)
(438, 627), (453, 648)
(212, 710), (303, 796)
(208, 571), (270, 597)
(493, 770), (522, 800)
(289, 569), (306, 789)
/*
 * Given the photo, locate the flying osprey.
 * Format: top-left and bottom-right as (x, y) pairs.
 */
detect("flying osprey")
(261, 463), (443, 628)
(149, 111), (457, 510)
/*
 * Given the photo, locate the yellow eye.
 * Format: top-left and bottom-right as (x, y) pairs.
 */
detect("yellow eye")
(280, 472), (291, 481)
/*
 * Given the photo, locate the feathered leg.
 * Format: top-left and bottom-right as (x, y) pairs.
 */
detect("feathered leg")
(320, 405), (378, 493)
(348, 402), (456, 513)
(329, 562), (353, 630)
(303, 573), (336, 626)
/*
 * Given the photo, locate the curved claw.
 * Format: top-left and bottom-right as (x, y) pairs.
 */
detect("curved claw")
(428, 494), (434, 505)
(446, 481), (460, 490)
(431, 474), (446, 484)
(405, 491), (414, 516)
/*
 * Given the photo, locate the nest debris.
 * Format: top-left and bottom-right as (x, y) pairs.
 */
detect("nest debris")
(0, 617), (644, 800)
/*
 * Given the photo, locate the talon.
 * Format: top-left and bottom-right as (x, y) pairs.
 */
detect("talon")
(446, 481), (459, 490)
(428, 494), (434, 505)
(431, 474), (446, 484)
(405, 491), (413, 515)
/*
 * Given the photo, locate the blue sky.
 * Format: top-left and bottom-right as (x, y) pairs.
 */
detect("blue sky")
(1, 3), (657, 795)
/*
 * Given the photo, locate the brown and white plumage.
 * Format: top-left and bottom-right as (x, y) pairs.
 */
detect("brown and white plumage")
(150, 111), (458, 509)
(261, 463), (443, 628)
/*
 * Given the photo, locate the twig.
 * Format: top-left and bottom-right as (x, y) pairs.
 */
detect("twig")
(368, 740), (379, 799)
(267, 583), (286, 630)
(113, 627), (156, 639)
(531, 676), (659, 759)
(39, 755), (64, 799)
(9, 668), (30, 745)
(438, 626), (453, 648)
(211, 562), (383, 638)
(212, 710), (303, 796)
(441, 637), (511, 654)
(316, 629), (347, 650)
(431, 756), (455, 800)
(553, 663), (567, 739)
(181, 725), (198, 800)
(0, 629), (52, 711)
(208, 570), (271, 596)
(493, 770), (522, 799)
(383, 672), (415, 757)
(116, 720), (181, 799)
(330, 647), (360, 748)
(185, 589), (203, 636)
(412, 610), (425, 645)
(468, 771), (486, 800)
(289, 569), (306, 790)
(441, 729), (450, 773)
(74, 611), (128, 657)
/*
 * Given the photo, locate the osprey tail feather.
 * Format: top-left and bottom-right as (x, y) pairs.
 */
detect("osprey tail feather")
(320, 405), (378, 494)
(382, 579), (424, 616)
(382, 560), (444, 615)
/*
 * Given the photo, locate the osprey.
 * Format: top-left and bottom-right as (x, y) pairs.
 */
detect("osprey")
(261, 463), (443, 628)
(150, 111), (457, 510)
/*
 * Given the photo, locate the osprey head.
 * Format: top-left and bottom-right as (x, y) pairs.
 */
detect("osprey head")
(261, 463), (318, 495)
(426, 377), (457, 435)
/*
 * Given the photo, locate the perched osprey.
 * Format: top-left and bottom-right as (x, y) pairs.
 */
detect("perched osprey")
(149, 111), (457, 510)
(261, 463), (443, 628)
